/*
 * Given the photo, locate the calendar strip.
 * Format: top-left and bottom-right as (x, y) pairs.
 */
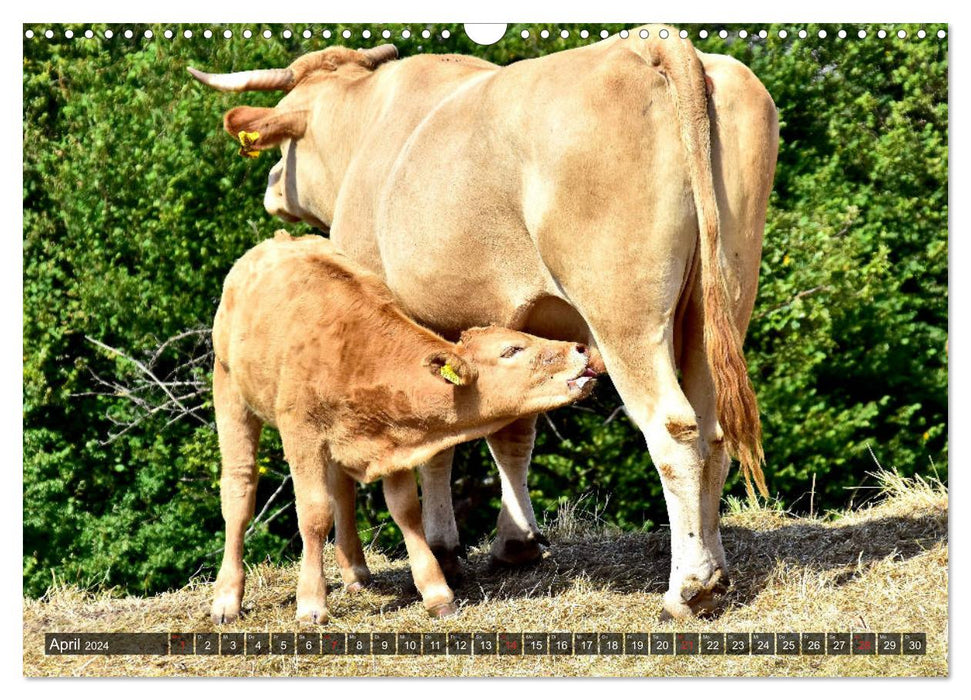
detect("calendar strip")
(44, 632), (926, 656)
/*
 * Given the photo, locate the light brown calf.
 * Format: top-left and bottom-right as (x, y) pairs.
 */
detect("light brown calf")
(210, 231), (599, 624)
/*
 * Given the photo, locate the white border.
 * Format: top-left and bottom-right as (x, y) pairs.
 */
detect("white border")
(10, 0), (961, 694)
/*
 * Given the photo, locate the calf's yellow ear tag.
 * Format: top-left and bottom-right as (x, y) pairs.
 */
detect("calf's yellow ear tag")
(237, 131), (261, 158)
(440, 363), (462, 385)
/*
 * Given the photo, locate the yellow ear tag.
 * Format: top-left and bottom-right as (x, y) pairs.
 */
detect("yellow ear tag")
(439, 363), (462, 385)
(237, 131), (261, 158)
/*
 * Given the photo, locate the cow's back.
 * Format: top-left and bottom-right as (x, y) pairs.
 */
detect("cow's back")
(365, 37), (691, 336)
(330, 55), (499, 273)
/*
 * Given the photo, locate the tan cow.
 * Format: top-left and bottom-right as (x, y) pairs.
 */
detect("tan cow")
(210, 231), (599, 623)
(191, 24), (779, 618)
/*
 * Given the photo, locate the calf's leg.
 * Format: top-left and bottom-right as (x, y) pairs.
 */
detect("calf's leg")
(330, 467), (371, 592)
(420, 419), (550, 576)
(418, 447), (464, 585)
(383, 470), (457, 617)
(280, 421), (334, 624)
(211, 363), (263, 624)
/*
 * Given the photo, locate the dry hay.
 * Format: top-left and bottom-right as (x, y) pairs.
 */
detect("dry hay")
(23, 470), (948, 677)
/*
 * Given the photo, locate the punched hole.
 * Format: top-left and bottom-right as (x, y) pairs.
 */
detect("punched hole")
(464, 24), (507, 46)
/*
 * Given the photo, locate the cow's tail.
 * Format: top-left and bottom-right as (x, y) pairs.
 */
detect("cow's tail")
(648, 33), (767, 498)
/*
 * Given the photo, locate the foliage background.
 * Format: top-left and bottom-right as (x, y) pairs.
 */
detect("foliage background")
(23, 23), (948, 597)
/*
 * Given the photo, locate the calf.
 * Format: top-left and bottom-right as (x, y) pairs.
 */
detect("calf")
(210, 231), (599, 624)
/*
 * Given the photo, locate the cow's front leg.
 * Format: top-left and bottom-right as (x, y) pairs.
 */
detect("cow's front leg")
(418, 447), (464, 586)
(486, 416), (548, 566)
(384, 470), (457, 617)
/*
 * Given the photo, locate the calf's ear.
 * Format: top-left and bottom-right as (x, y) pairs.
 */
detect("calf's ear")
(423, 351), (478, 387)
(222, 106), (308, 152)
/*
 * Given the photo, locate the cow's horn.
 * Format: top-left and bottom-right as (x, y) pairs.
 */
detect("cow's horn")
(187, 66), (295, 92)
(357, 44), (398, 67)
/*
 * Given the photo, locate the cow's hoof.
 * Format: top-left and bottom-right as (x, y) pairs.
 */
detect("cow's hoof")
(660, 570), (730, 620)
(426, 601), (459, 618)
(210, 594), (242, 625)
(345, 581), (367, 594)
(295, 603), (329, 625)
(489, 532), (548, 567)
(660, 593), (718, 621)
(430, 544), (465, 587)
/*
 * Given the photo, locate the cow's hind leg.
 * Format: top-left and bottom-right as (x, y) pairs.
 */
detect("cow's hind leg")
(280, 420), (334, 624)
(211, 363), (263, 624)
(418, 447), (464, 586)
(609, 345), (729, 620)
(486, 416), (548, 566)
(384, 470), (457, 617)
(680, 299), (732, 592)
(330, 467), (371, 592)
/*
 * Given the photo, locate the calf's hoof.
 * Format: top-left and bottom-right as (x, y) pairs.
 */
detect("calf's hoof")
(343, 569), (372, 594)
(659, 570), (731, 621)
(295, 602), (330, 625)
(210, 594), (243, 625)
(489, 531), (549, 568)
(430, 544), (465, 587)
(426, 601), (459, 618)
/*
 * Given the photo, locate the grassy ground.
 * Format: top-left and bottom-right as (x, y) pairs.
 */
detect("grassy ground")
(23, 471), (947, 677)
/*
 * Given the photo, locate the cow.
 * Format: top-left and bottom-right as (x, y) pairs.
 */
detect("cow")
(190, 24), (779, 619)
(210, 231), (600, 623)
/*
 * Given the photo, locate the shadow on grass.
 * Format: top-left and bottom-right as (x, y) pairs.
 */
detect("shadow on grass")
(369, 509), (947, 619)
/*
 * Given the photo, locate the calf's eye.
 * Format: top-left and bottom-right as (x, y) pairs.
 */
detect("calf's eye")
(500, 346), (524, 359)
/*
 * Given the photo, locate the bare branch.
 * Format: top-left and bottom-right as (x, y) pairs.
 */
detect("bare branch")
(86, 335), (196, 413)
(251, 500), (294, 534)
(246, 474), (293, 537)
(603, 404), (627, 426)
(543, 413), (566, 443)
(81, 327), (215, 443)
(148, 328), (213, 366)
